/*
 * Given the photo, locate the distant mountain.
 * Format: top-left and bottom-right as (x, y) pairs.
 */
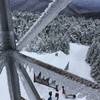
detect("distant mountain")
(10, 0), (51, 12)
(69, 0), (100, 14)
(61, 0), (100, 17)
(10, 0), (100, 17)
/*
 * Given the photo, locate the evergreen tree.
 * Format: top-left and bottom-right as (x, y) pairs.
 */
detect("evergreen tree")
(86, 37), (100, 83)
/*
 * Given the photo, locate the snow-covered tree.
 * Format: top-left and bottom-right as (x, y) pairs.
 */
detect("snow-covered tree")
(17, 0), (72, 50)
(12, 11), (40, 41)
(64, 62), (69, 70)
(12, 10), (100, 54)
(27, 17), (70, 54)
(86, 37), (100, 83)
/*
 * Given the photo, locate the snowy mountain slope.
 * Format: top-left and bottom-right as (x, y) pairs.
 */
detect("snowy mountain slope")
(21, 51), (70, 70)
(0, 43), (99, 100)
(68, 43), (94, 82)
(21, 43), (94, 82)
(0, 67), (87, 100)
(17, 60), (90, 100)
(35, 83), (87, 100)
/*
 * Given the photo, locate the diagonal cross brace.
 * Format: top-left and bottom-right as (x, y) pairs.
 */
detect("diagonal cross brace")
(17, 0), (72, 50)
(17, 63), (41, 100)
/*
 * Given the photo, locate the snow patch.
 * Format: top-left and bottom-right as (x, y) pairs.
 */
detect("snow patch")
(21, 43), (94, 82)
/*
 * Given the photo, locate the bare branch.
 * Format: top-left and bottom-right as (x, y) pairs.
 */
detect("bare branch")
(17, 0), (72, 50)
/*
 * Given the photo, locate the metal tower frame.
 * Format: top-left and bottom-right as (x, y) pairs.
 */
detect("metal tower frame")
(0, 0), (41, 100)
(0, 0), (72, 100)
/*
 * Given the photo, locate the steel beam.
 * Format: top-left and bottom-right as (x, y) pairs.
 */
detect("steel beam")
(0, 0), (16, 51)
(5, 53), (21, 100)
(17, 63), (41, 100)
(17, 0), (72, 50)
(0, 0), (20, 100)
